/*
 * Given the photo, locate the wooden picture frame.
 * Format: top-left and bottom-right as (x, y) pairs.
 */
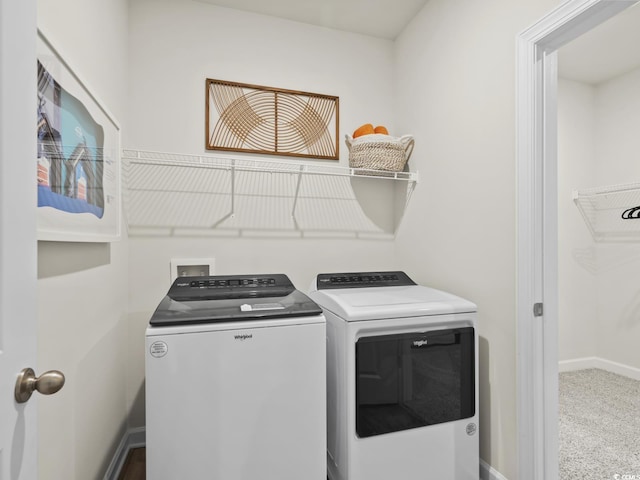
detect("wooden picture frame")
(206, 79), (339, 160)
(37, 29), (121, 242)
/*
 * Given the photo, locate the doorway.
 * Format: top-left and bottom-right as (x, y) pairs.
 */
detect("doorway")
(557, 5), (640, 476)
(516, 0), (640, 479)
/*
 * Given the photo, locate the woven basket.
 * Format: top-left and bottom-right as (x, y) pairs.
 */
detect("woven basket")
(345, 134), (414, 172)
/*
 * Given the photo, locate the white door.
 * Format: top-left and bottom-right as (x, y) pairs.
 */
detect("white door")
(0, 0), (39, 479)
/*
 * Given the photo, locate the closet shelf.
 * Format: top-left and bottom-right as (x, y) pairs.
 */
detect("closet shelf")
(573, 182), (640, 242)
(122, 149), (418, 236)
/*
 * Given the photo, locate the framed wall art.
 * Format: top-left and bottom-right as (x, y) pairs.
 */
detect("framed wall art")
(37, 29), (121, 242)
(206, 79), (339, 160)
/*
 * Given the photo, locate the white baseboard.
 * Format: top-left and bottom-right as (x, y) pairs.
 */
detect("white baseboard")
(558, 356), (599, 372)
(559, 357), (640, 381)
(480, 459), (509, 480)
(103, 427), (146, 480)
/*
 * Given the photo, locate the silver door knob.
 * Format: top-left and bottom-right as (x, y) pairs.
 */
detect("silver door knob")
(14, 367), (65, 404)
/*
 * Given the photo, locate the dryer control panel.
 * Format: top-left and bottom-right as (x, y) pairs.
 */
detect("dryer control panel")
(316, 271), (416, 289)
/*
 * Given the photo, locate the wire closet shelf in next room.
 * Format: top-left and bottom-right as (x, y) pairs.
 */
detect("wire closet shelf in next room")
(573, 182), (640, 242)
(121, 149), (419, 237)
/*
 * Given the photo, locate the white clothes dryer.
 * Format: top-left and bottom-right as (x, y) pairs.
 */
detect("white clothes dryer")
(309, 271), (478, 480)
(146, 274), (326, 480)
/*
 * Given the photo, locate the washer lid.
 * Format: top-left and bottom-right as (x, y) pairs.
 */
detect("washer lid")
(309, 271), (476, 321)
(150, 274), (322, 327)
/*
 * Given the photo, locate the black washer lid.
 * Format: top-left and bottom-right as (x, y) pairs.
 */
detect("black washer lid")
(149, 274), (323, 327)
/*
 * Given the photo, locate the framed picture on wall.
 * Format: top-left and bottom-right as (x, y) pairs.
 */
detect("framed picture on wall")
(206, 79), (339, 160)
(36, 29), (121, 242)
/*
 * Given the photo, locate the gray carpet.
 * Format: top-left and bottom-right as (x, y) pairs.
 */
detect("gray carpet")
(559, 368), (640, 480)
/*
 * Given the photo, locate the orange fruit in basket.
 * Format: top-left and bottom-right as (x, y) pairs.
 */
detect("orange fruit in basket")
(374, 125), (389, 135)
(353, 124), (375, 138)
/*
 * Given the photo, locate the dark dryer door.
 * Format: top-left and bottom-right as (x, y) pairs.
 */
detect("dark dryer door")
(355, 327), (475, 438)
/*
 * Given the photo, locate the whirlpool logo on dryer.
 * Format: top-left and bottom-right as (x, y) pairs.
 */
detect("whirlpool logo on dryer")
(234, 333), (253, 341)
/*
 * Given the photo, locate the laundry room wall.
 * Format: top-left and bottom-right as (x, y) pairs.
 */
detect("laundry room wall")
(125, 0), (401, 429)
(36, 0), (130, 479)
(393, 0), (557, 477)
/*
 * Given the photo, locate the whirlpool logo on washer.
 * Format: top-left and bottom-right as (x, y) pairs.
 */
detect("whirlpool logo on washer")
(234, 333), (253, 341)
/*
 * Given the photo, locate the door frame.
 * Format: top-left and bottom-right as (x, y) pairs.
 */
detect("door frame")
(516, 0), (639, 478)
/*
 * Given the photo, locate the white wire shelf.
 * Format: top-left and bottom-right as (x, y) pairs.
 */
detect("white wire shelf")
(122, 149), (418, 236)
(573, 182), (640, 242)
(122, 149), (419, 181)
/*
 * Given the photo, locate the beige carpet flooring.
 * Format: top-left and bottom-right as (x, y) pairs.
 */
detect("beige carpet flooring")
(559, 368), (640, 480)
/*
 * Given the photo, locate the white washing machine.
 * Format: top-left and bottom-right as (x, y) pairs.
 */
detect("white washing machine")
(145, 274), (326, 480)
(308, 271), (478, 480)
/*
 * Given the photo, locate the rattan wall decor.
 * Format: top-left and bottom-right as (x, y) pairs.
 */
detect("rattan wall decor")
(206, 79), (339, 160)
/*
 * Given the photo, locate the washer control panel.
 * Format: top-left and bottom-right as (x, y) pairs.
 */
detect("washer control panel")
(187, 277), (277, 288)
(169, 274), (293, 299)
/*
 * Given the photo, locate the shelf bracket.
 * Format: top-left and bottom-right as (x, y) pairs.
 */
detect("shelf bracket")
(291, 165), (304, 219)
(230, 159), (236, 217)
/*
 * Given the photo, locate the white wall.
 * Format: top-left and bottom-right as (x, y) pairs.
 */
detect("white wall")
(558, 67), (640, 372)
(126, 0), (402, 428)
(557, 78), (598, 362)
(393, 0), (557, 477)
(127, 0), (397, 156)
(36, 1), (130, 479)
(594, 67), (640, 185)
